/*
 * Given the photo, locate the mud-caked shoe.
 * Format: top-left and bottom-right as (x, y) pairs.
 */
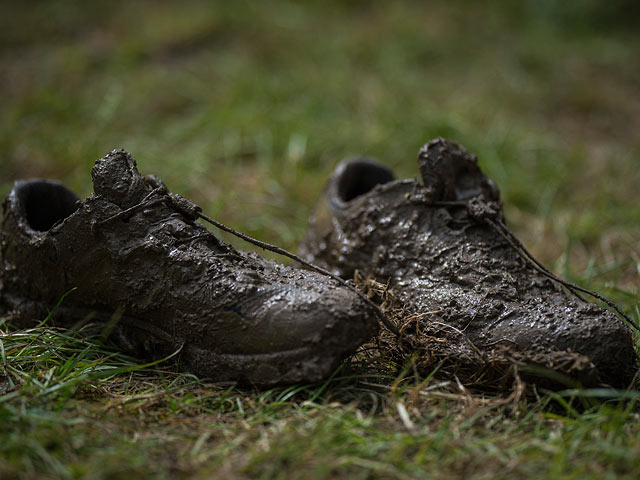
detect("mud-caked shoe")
(0, 149), (379, 386)
(299, 138), (638, 388)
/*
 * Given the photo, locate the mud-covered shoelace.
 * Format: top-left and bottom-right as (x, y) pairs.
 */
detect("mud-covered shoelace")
(98, 185), (402, 336)
(436, 196), (640, 332)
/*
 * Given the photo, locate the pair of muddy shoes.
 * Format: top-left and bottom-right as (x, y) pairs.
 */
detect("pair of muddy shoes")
(1, 140), (637, 388)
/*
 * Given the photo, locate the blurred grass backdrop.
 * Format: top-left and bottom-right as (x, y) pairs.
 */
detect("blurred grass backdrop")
(2, 0), (640, 283)
(2, 1), (640, 478)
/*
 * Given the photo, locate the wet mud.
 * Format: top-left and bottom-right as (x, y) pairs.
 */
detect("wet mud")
(300, 138), (638, 389)
(0, 149), (378, 386)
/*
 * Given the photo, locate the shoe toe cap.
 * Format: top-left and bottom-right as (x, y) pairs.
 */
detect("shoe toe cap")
(487, 302), (637, 387)
(184, 280), (379, 386)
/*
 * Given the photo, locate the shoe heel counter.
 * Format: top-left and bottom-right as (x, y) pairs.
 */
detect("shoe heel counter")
(1, 181), (79, 317)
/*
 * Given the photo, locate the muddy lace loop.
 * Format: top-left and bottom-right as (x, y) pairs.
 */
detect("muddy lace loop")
(166, 193), (202, 221)
(97, 187), (203, 227)
(466, 197), (501, 221)
(96, 186), (168, 226)
(462, 195), (639, 332)
(98, 186), (401, 337)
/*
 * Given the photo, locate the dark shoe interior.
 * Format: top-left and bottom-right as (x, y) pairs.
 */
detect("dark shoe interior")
(15, 180), (80, 232)
(336, 159), (395, 202)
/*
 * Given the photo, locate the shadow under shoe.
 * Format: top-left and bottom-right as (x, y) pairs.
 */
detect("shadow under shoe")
(299, 138), (638, 389)
(0, 149), (378, 386)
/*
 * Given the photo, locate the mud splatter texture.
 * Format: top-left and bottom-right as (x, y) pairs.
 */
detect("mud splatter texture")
(300, 138), (637, 388)
(0, 149), (378, 386)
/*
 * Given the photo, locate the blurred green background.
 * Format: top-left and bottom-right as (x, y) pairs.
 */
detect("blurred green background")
(2, 0), (639, 290)
(2, 4), (640, 478)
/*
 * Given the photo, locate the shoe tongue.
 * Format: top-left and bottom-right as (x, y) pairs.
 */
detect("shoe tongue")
(91, 149), (151, 207)
(418, 138), (499, 202)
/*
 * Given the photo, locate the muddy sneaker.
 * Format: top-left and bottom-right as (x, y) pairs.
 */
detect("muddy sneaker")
(300, 138), (638, 388)
(0, 149), (378, 386)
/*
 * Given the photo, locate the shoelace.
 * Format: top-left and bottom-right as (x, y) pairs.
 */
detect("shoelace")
(435, 196), (640, 332)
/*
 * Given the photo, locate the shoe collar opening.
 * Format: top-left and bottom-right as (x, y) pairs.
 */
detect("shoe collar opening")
(12, 179), (80, 232)
(332, 158), (395, 206)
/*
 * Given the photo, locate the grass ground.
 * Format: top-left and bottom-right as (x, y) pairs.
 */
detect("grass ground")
(1, 1), (640, 478)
